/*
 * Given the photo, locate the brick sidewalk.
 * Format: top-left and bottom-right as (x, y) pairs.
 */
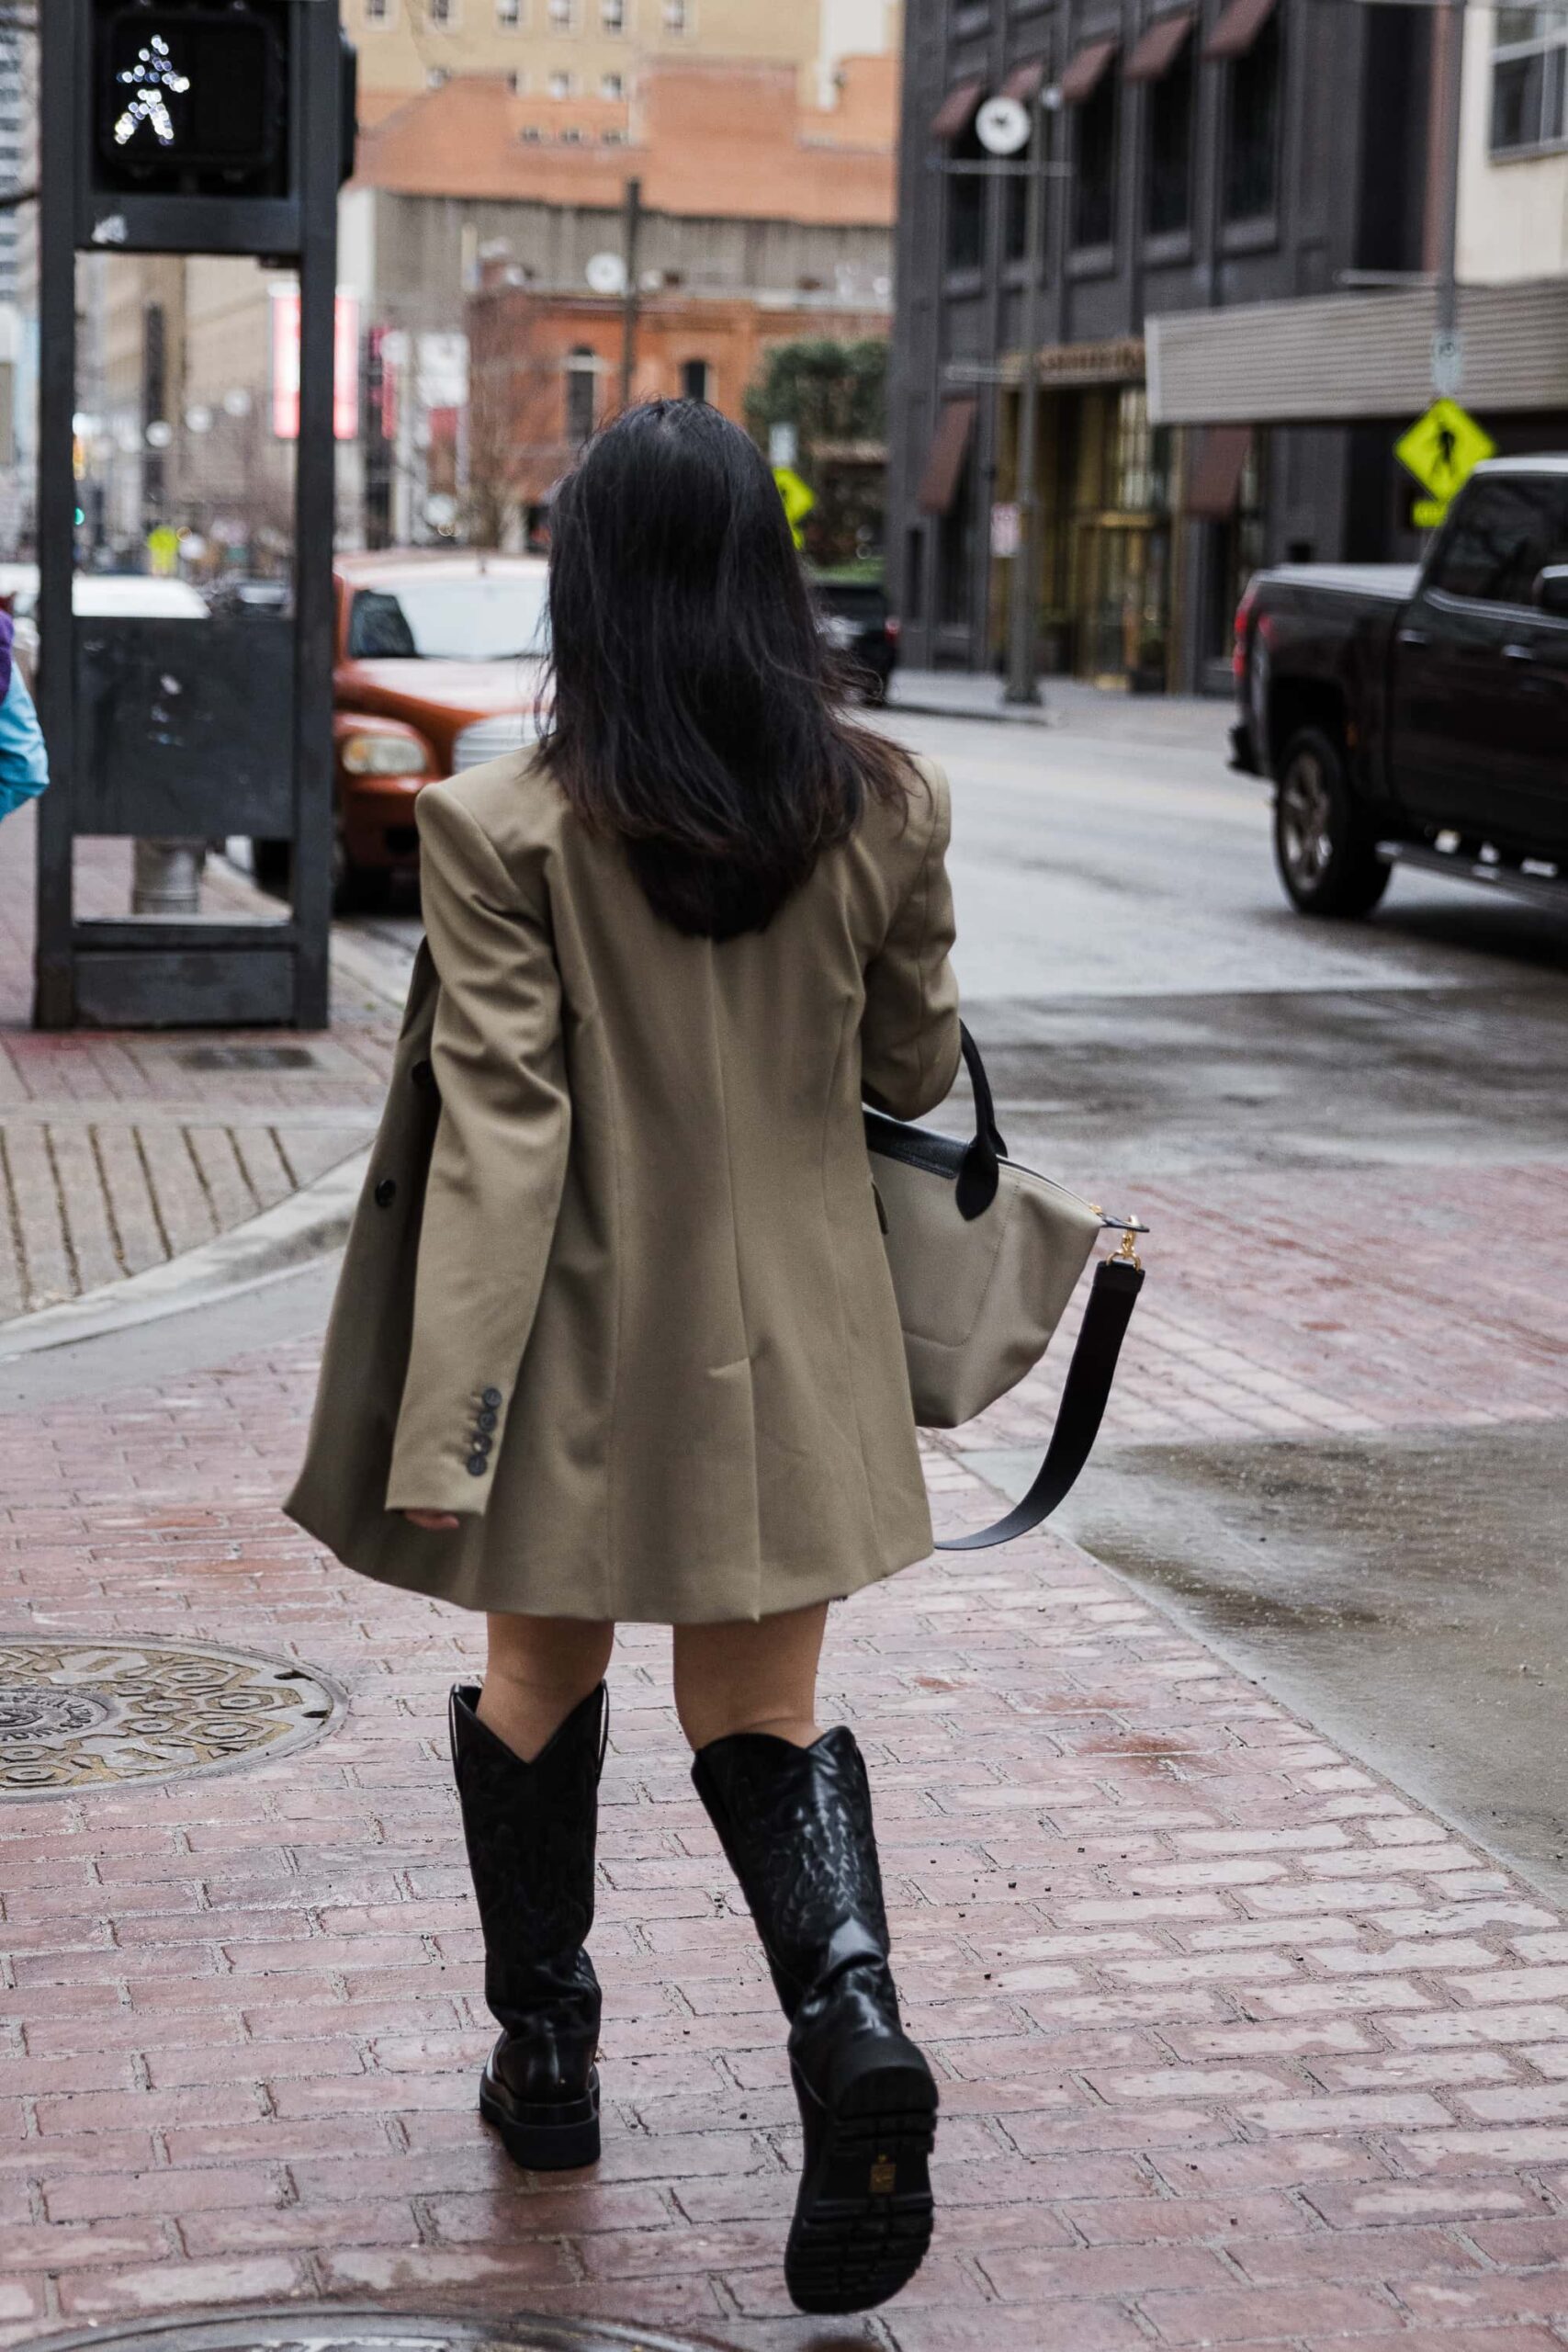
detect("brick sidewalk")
(0, 806), (392, 1318)
(5, 1322), (1568, 2351)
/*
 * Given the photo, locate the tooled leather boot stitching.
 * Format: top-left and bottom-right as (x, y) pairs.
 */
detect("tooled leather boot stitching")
(449, 1681), (606, 2169)
(694, 1724), (937, 2315)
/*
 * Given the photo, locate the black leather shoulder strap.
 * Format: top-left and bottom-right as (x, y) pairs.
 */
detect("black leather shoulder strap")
(937, 1254), (1145, 1552)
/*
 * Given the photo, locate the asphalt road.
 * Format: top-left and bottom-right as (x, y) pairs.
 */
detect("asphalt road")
(333, 695), (1568, 1897)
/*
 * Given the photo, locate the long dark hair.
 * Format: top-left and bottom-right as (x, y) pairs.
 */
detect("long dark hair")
(539, 399), (916, 939)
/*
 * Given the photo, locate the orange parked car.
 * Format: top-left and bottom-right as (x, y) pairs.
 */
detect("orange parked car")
(259, 549), (551, 907)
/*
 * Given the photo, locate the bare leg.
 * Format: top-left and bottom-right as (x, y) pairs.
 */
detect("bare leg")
(479, 1611), (615, 1761)
(672, 1600), (829, 1751)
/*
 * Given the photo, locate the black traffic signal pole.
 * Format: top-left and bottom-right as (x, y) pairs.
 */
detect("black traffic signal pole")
(291, 0), (339, 1029)
(34, 0), (344, 1031)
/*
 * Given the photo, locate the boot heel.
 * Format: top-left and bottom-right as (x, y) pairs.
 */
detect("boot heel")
(785, 2055), (937, 2315)
(479, 2064), (603, 2171)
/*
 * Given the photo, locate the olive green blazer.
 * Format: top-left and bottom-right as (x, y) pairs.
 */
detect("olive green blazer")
(285, 747), (961, 1624)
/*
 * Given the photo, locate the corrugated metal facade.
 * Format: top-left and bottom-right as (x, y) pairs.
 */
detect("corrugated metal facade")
(1148, 281), (1568, 423)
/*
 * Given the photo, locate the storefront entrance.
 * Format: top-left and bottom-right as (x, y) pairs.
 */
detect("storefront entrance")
(1010, 382), (1177, 690)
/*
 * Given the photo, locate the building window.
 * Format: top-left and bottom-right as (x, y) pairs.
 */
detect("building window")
(428, 0), (456, 24)
(548, 0), (574, 24)
(944, 111), (986, 272)
(663, 0), (688, 30)
(602, 0), (625, 26)
(549, 69), (573, 96)
(364, 0), (391, 24)
(1073, 70), (1118, 249)
(681, 357), (711, 401)
(1145, 33), (1195, 235)
(566, 348), (598, 446)
(601, 70), (624, 96)
(1427, 475), (1551, 604)
(497, 0), (521, 22)
(904, 526), (925, 624)
(1493, 6), (1568, 151)
(1223, 13), (1282, 221)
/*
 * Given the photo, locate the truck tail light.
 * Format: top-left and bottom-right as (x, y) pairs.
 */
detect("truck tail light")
(1233, 581), (1258, 682)
(885, 616), (902, 643)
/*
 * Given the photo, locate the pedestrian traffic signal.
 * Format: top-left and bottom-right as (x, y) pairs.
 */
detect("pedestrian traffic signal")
(92, 2), (288, 199)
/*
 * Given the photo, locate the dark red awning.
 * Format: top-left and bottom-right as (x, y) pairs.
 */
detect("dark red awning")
(1205, 0), (1278, 62)
(1002, 56), (1047, 101)
(1125, 10), (1196, 82)
(1185, 425), (1253, 519)
(918, 399), (978, 516)
(931, 78), (985, 141)
(1059, 36), (1120, 105)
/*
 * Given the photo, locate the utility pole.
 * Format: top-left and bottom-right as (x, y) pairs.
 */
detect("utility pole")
(1005, 85), (1055, 707)
(1432, 0), (1466, 391)
(619, 175), (642, 411)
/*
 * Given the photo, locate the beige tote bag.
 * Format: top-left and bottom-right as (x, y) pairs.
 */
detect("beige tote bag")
(866, 1026), (1145, 1551)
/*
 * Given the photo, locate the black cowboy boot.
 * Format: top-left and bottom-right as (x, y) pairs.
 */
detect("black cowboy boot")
(449, 1681), (606, 2169)
(693, 1725), (937, 2315)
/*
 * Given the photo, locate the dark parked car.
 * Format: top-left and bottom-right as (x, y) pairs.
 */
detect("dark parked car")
(1232, 457), (1568, 916)
(812, 571), (900, 705)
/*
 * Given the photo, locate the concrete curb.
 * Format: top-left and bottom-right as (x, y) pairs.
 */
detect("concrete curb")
(888, 694), (1057, 729)
(0, 1144), (368, 1361)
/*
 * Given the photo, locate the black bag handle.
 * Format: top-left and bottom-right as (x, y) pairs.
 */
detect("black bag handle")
(955, 1021), (1008, 1221)
(937, 1250), (1145, 1550)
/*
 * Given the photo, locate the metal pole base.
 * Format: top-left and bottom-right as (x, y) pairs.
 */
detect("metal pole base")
(131, 840), (206, 918)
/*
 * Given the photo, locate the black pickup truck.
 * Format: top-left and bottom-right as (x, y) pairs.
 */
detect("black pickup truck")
(1231, 456), (1568, 917)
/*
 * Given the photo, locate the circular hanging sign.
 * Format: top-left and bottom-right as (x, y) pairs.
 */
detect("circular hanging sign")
(976, 94), (1031, 155)
(584, 249), (626, 297)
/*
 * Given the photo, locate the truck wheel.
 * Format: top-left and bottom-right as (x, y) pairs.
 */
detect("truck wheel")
(1273, 728), (1392, 918)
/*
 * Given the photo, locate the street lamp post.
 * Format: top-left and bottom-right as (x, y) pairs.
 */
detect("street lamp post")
(936, 96), (1070, 707)
(1005, 85), (1058, 707)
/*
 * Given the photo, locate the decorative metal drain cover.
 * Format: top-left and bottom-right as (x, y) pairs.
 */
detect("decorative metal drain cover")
(0, 1638), (344, 1799)
(17, 2311), (725, 2352)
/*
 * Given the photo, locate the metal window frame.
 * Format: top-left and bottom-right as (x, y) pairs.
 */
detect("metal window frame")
(1491, 8), (1568, 153)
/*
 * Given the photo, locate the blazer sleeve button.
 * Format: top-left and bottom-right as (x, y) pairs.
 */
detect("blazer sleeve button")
(374, 1178), (397, 1208)
(480, 1387), (502, 1409)
(466, 1453), (490, 1477)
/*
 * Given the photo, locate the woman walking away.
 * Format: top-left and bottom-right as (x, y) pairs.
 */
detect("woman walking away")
(287, 399), (962, 2316)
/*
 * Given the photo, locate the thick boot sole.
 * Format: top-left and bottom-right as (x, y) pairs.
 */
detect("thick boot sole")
(784, 2053), (937, 2315)
(479, 2063), (601, 2171)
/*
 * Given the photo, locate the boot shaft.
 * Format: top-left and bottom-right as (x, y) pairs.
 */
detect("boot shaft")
(693, 1724), (892, 2005)
(449, 1682), (606, 1964)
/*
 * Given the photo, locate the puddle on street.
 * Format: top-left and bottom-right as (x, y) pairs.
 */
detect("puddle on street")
(1052, 1421), (1568, 1906)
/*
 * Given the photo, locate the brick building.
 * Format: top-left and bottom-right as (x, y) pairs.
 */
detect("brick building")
(344, 57), (897, 543)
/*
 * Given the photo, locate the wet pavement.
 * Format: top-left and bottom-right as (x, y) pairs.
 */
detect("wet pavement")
(1051, 1423), (1568, 1909)
(6, 691), (1568, 2344)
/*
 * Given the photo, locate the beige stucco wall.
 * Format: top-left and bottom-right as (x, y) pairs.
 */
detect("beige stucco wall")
(1458, 5), (1568, 282)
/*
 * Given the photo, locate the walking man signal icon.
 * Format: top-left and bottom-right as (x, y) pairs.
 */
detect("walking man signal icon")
(113, 34), (190, 152)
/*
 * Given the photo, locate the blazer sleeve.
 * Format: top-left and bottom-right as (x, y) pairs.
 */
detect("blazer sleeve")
(860, 761), (963, 1122)
(386, 783), (570, 1516)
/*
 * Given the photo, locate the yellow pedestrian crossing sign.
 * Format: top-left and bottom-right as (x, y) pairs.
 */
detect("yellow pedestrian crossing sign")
(773, 465), (816, 548)
(1395, 399), (1495, 506)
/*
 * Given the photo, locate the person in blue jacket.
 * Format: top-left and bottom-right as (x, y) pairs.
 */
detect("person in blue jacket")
(0, 611), (49, 821)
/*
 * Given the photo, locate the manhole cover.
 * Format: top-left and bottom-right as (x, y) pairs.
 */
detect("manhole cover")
(0, 1638), (344, 1799)
(17, 2311), (727, 2352)
(180, 1045), (319, 1071)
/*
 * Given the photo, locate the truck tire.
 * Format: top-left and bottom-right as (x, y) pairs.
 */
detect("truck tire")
(1273, 727), (1392, 918)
